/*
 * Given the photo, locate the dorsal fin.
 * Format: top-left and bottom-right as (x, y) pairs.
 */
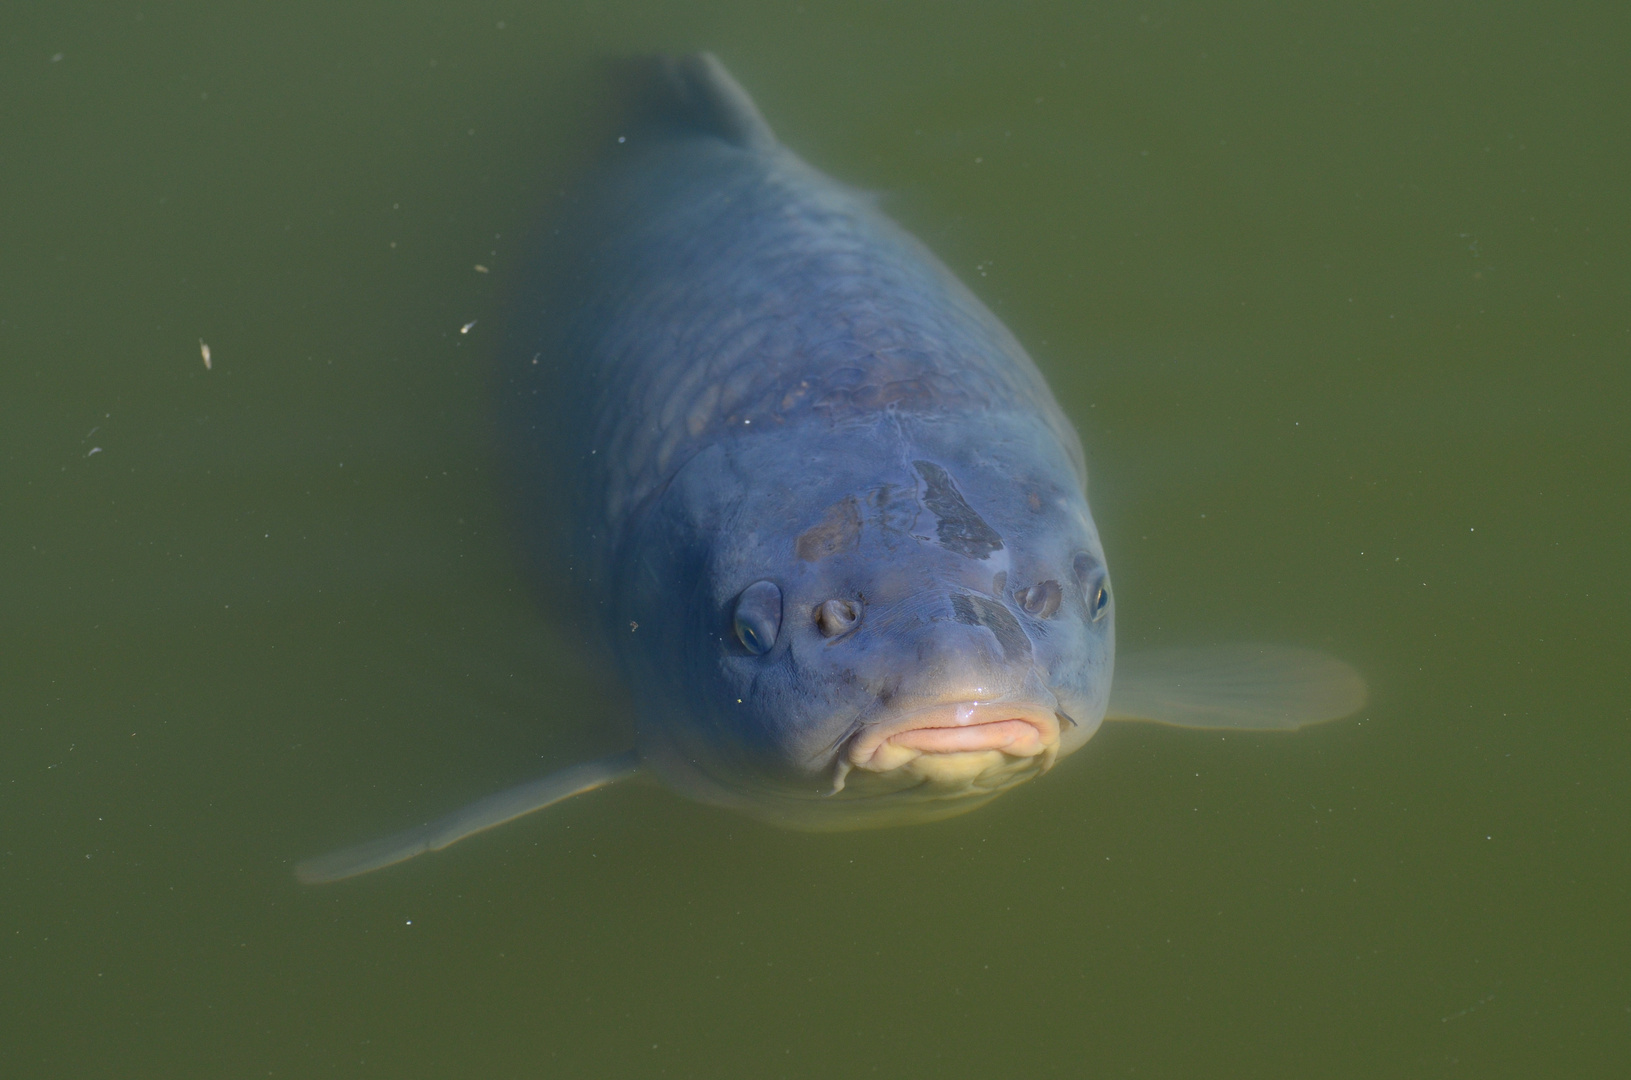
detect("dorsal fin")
(621, 53), (778, 152)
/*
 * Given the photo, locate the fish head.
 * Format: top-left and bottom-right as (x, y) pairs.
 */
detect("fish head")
(622, 416), (1112, 828)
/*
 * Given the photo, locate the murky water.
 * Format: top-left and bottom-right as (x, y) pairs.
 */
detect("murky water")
(4, 3), (1627, 1076)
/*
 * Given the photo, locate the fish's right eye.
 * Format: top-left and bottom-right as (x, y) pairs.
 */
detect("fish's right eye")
(733, 580), (783, 655)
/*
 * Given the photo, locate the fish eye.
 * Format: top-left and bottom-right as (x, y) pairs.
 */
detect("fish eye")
(732, 580), (783, 655)
(1073, 552), (1110, 622)
(1016, 579), (1063, 619)
(814, 597), (861, 638)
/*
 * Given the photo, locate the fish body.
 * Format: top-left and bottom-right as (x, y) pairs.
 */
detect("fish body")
(295, 55), (1362, 882)
(508, 55), (1109, 828)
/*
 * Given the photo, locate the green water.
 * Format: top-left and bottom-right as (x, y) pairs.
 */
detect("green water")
(4, 3), (1628, 1076)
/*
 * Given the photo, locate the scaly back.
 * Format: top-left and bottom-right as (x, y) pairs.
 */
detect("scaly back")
(505, 54), (1079, 616)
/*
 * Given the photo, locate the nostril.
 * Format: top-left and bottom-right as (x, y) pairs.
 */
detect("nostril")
(815, 598), (861, 637)
(1017, 580), (1062, 619)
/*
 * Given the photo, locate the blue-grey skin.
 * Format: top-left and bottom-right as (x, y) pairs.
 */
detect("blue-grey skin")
(294, 56), (1364, 883)
(504, 56), (1111, 829)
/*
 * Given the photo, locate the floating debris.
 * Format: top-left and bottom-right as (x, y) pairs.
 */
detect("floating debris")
(199, 339), (212, 370)
(460, 321), (477, 334)
(474, 264), (489, 274)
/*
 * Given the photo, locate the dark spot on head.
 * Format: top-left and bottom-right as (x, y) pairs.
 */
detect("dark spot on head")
(867, 484), (921, 545)
(796, 496), (861, 561)
(950, 592), (1033, 664)
(913, 461), (1003, 560)
(1026, 489), (1043, 513)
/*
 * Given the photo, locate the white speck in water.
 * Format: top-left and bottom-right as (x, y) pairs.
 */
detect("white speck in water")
(199, 340), (211, 369)
(460, 321), (476, 334)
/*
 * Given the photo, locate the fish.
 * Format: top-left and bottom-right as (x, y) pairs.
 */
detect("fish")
(295, 54), (1364, 884)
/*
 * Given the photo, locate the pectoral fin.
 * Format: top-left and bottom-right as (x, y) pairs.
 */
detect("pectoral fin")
(1106, 645), (1366, 731)
(295, 751), (640, 884)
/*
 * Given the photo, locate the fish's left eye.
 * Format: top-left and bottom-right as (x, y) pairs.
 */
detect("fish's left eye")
(1090, 580), (1111, 621)
(732, 580), (783, 655)
(1073, 553), (1111, 622)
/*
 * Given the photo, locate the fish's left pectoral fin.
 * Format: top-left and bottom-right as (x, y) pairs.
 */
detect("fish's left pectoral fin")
(1106, 645), (1366, 731)
(294, 751), (640, 884)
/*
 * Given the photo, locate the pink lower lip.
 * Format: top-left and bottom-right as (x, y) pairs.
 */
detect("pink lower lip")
(847, 702), (1060, 770)
(889, 718), (1047, 755)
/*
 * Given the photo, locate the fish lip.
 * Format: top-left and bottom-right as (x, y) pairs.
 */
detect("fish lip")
(844, 701), (1061, 772)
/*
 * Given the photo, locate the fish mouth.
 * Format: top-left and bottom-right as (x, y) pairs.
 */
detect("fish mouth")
(833, 701), (1061, 794)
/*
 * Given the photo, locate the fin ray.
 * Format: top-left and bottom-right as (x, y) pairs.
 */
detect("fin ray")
(295, 751), (640, 884)
(1107, 645), (1366, 731)
(621, 52), (777, 151)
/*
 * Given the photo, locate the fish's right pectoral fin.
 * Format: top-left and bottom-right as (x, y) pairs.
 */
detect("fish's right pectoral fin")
(1106, 645), (1367, 731)
(295, 751), (640, 884)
